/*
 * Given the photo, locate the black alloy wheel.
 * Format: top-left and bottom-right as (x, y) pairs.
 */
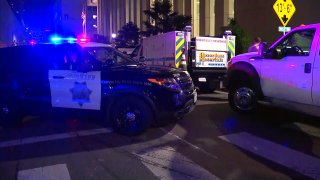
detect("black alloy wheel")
(228, 83), (258, 113)
(111, 96), (153, 136)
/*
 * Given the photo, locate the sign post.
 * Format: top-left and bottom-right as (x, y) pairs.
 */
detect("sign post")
(273, 0), (296, 34)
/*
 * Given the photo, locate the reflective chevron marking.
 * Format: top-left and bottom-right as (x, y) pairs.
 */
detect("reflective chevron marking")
(219, 132), (320, 179)
(18, 164), (71, 180)
(133, 146), (220, 180)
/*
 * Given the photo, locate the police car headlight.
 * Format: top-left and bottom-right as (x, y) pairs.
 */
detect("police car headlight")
(148, 78), (182, 91)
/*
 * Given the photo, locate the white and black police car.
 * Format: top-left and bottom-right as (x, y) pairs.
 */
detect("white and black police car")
(0, 37), (197, 135)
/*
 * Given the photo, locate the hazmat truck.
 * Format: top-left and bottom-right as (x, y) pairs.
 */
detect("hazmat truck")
(132, 30), (235, 92)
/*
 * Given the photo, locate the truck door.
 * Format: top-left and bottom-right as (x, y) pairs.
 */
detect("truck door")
(48, 45), (101, 110)
(260, 28), (317, 105)
(311, 29), (320, 106)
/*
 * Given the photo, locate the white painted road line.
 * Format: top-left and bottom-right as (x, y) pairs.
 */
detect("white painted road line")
(197, 102), (228, 106)
(0, 128), (113, 148)
(133, 146), (220, 180)
(18, 164), (71, 180)
(284, 122), (320, 138)
(219, 132), (320, 179)
(76, 128), (113, 136)
(215, 90), (228, 95)
(161, 128), (218, 160)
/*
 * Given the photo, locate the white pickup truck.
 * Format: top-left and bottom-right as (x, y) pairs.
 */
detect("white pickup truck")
(227, 23), (320, 117)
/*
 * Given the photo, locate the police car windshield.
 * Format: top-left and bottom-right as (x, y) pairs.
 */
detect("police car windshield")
(84, 47), (137, 66)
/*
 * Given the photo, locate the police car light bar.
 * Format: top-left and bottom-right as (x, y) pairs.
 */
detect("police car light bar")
(49, 35), (86, 44)
(67, 37), (77, 43)
(78, 37), (89, 43)
(79, 38), (87, 42)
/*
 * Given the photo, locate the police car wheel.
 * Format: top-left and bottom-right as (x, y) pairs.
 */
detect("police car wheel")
(228, 84), (257, 113)
(111, 96), (152, 136)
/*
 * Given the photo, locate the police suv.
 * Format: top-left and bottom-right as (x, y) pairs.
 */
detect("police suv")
(0, 39), (197, 135)
(227, 23), (320, 117)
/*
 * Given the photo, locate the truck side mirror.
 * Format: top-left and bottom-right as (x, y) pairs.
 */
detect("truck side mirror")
(139, 56), (145, 61)
(258, 42), (268, 57)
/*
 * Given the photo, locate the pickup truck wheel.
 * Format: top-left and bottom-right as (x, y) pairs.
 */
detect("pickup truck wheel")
(228, 85), (257, 113)
(111, 96), (152, 136)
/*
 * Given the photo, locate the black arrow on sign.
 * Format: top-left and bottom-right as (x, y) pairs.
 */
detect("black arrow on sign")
(282, 15), (288, 24)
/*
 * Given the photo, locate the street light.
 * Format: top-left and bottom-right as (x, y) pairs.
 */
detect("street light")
(111, 33), (116, 47)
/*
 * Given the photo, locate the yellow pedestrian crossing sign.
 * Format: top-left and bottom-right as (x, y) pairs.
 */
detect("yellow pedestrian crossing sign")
(273, 0), (296, 27)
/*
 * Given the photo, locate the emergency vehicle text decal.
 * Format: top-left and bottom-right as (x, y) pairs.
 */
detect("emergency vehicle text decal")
(195, 51), (227, 68)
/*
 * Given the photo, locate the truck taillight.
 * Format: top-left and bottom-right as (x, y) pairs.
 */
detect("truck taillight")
(227, 60), (232, 69)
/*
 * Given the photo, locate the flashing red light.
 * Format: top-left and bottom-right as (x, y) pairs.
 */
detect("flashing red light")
(30, 40), (36, 45)
(78, 37), (89, 43)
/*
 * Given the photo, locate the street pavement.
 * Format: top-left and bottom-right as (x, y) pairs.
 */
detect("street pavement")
(0, 91), (320, 180)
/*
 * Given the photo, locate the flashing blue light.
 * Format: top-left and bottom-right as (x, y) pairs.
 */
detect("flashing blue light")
(50, 35), (62, 44)
(67, 37), (77, 43)
(51, 37), (62, 41)
(48, 35), (82, 44)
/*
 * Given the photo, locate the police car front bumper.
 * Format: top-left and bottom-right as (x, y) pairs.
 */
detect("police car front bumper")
(173, 90), (197, 118)
(153, 89), (196, 121)
(174, 97), (196, 118)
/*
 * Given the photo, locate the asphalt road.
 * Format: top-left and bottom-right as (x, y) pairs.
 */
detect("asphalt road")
(1, 91), (320, 180)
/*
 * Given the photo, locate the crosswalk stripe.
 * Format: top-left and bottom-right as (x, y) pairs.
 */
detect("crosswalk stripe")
(219, 132), (320, 179)
(197, 101), (228, 106)
(284, 122), (320, 138)
(0, 128), (113, 148)
(18, 164), (71, 180)
(133, 146), (219, 180)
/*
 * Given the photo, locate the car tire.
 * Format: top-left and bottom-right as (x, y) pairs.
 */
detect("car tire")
(110, 96), (153, 136)
(228, 82), (258, 113)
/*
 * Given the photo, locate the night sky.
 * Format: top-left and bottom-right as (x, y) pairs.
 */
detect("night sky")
(25, 0), (57, 30)
(8, 0), (58, 30)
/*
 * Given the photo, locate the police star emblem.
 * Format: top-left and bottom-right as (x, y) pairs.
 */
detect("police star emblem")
(70, 82), (92, 107)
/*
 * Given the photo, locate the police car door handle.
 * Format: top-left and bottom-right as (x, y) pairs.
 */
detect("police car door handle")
(52, 75), (65, 79)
